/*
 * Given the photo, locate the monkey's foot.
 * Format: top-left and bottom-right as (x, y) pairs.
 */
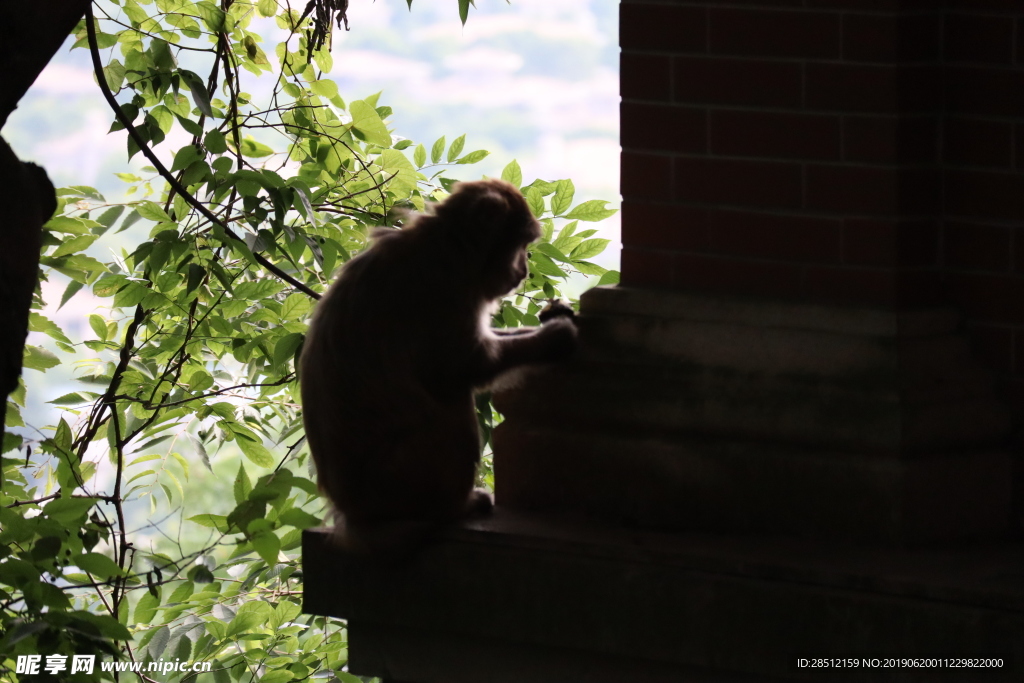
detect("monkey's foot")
(465, 488), (494, 518)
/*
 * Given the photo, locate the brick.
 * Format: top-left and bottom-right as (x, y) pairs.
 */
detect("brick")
(673, 157), (803, 209)
(709, 9), (840, 60)
(943, 221), (1012, 272)
(943, 118), (1014, 168)
(673, 56), (802, 108)
(805, 64), (940, 114)
(808, 0), (933, 9)
(966, 324), (1013, 374)
(944, 14), (1015, 65)
(1013, 226), (1024, 273)
(673, 253), (802, 298)
(708, 209), (842, 263)
(842, 218), (939, 267)
(803, 266), (899, 307)
(944, 169), (1024, 221)
(621, 247), (674, 289)
(893, 269), (946, 307)
(1014, 331), (1024, 375)
(622, 201), (709, 251)
(842, 115), (938, 164)
(945, 272), (1024, 325)
(806, 166), (939, 215)
(842, 13), (940, 64)
(945, 67), (1024, 118)
(620, 4), (706, 53)
(621, 53), (671, 102)
(621, 103), (706, 154)
(1019, 19), (1024, 66)
(711, 110), (841, 161)
(621, 152), (672, 202)
(1018, 124), (1024, 170)
(944, 0), (1024, 12)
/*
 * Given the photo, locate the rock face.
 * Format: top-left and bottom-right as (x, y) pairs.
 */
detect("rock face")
(494, 286), (1014, 545)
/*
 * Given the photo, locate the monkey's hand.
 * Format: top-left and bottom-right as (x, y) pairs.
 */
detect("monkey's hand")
(536, 315), (578, 361)
(538, 298), (577, 324)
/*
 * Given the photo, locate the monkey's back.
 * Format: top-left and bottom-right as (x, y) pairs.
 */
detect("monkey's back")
(299, 228), (483, 534)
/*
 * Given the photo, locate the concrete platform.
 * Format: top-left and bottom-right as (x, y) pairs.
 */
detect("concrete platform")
(302, 510), (1024, 682)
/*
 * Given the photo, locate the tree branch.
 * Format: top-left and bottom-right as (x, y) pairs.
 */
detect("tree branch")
(85, 4), (321, 300)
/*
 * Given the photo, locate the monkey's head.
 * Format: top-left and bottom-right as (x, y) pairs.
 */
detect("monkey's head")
(428, 179), (541, 300)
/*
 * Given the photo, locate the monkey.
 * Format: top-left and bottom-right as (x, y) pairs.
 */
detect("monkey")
(299, 178), (578, 555)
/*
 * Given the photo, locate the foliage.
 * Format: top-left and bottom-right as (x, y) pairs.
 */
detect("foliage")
(0, 0), (617, 680)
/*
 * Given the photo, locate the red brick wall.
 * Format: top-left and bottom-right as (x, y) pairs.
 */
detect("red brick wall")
(619, 0), (1024, 405)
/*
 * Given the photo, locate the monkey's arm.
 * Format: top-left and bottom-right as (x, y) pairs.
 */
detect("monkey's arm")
(468, 318), (577, 388)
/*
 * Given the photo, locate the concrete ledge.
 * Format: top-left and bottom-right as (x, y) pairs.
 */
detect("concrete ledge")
(493, 287), (1013, 543)
(302, 511), (1024, 682)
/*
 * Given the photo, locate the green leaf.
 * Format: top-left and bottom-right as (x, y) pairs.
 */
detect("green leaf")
(53, 234), (99, 258)
(598, 269), (621, 286)
(186, 263), (205, 294)
(533, 242), (570, 263)
(238, 437), (275, 468)
(280, 292), (312, 320)
(565, 200), (618, 222)
(524, 187), (544, 218)
(205, 129), (227, 154)
(310, 80), (338, 99)
(413, 143), (426, 167)
(239, 137), (275, 158)
(249, 527), (280, 566)
(75, 552), (124, 579)
(570, 238), (611, 260)
(456, 149), (489, 165)
(170, 144), (202, 172)
(188, 514), (229, 532)
(447, 134), (466, 163)
(349, 100), (391, 147)
(278, 508), (321, 529)
(273, 333), (304, 368)
(29, 313), (73, 347)
(379, 149), (417, 194)
(103, 59), (126, 91)
(137, 201), (174, 222)
(257, 0), (277, 17)
(23, 345), (60, 371)
(430, 135), (445, 164)
(134, 591), (160, 624)
(459, 0), (471, 25)
(501, 159), (522, 188)
(45, 216), (90, 235)
(196, 1), (226, 31)
(314, 48), (334, 74)
(530, 252), (567, 278)
(574, 260), (608, 276)
(89, 314), (108, 341)
(179, 70), (214, 117)
(44, 497), (98, 524)
(234, 462), (252, 504)
(96, 205), (125, 229)
(551, 179), (575, 216)
(59, 280), (85, 309)
(47, 392), (88, 406)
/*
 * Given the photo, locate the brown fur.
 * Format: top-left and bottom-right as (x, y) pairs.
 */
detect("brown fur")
(299, 179), (577, 554)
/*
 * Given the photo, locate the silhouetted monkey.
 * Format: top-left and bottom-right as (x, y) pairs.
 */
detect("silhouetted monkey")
(300, 179), (577, 554)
